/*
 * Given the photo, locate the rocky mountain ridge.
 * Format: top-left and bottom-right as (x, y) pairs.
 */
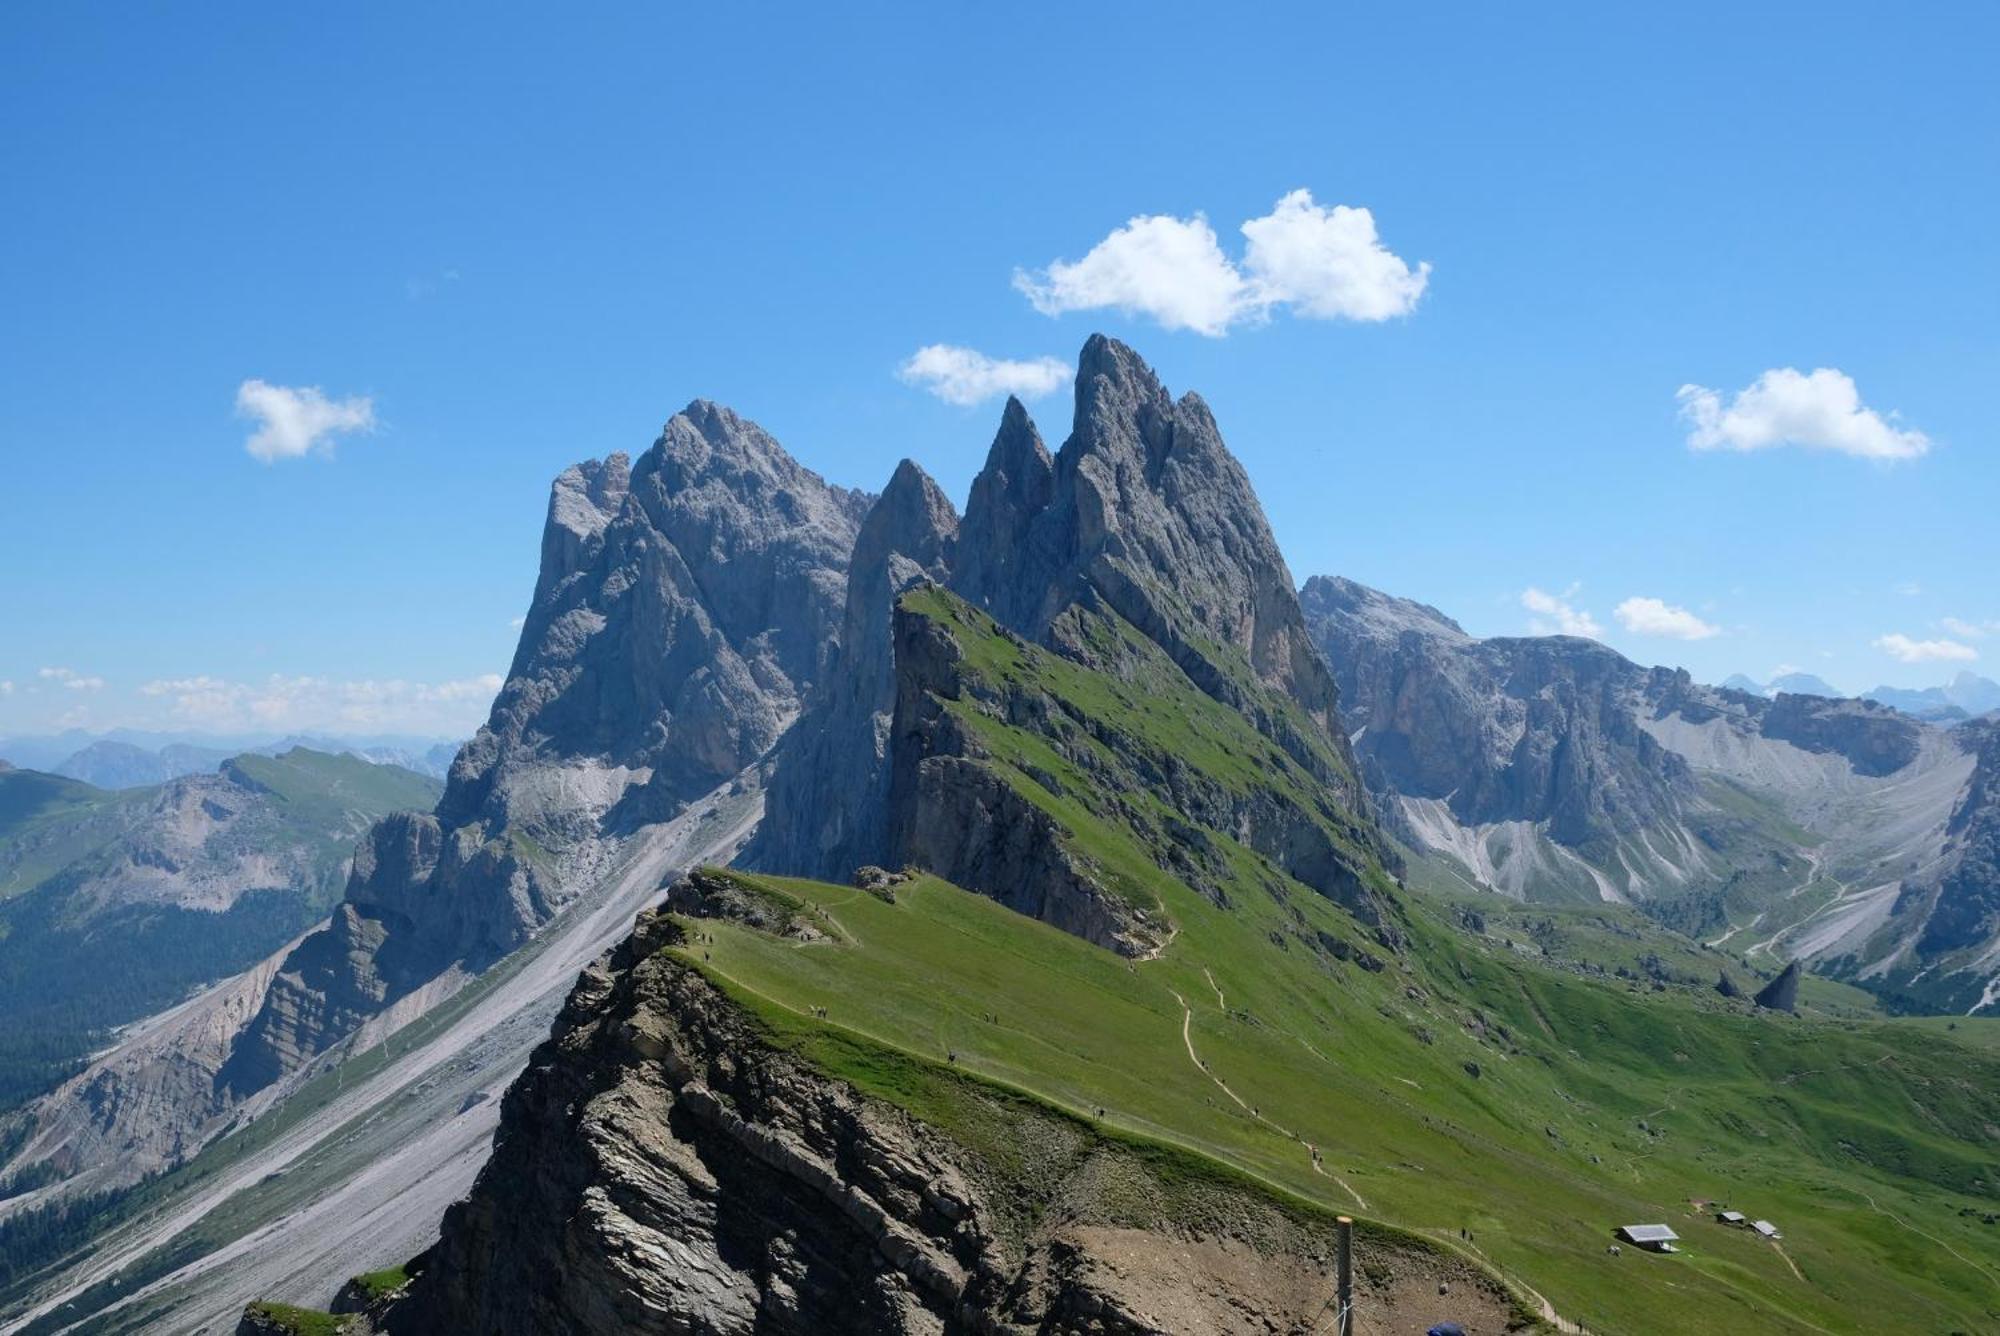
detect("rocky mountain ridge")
(756, 337), (1387, 894)
(1302, 574), (2000, 1012)
(0, 403), (870, 1206)
(358, 900), (1519, 1336)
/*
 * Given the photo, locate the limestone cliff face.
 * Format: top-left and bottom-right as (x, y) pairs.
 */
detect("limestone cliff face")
(446, 402), (872, 837)
(748, 459), (959, 881)
(882, 594), (1393, 957)
(222, 405), (868, 1103)
(1912, 718), (2000, 957)
(1302, 574), (2000, 1011)
(756, 339), (1391, 901)
(953, 339), (1370, 820)
(1301, 576), (1693, 852)
(883, 600), (1163, 956)
(375, 903), (1512, 1336)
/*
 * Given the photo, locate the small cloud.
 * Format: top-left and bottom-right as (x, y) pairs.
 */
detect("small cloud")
(1014, 189), (1428, 337)
(1521, 586), (1602, 639)
(37, 666), (104, 691)
(1677, 367), (1928, 461)
(236, 379), (376, 463)
(1895, 581), (1923, 597)
(897, 344), (1069, 407)
(1614, 596), (1721, 640)
(509, 615), (527, 630)
(0, 680), (13, 696)
(1940, 617), (1999, 640)
(406, 267), (462, 301)
(1874, 633), (1977, 664)
(1769, 663), (1801, 678)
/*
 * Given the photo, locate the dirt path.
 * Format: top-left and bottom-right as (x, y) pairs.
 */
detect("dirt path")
(1437, 1230), (1584, 1334)
(1772, 1241), (1805, 1282)
(1166, 986), (1367, 1210)
(1202, 966), (1226, 1010)
(1853, 1187), (1998, 1287)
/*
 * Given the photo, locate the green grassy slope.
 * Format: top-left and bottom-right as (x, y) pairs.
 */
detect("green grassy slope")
(0, 750), (443, 1113)
(678, 590), (2000, 1334)
(0, 770), (148, 900)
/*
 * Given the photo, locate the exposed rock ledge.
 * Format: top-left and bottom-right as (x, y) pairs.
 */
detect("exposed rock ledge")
(342, 905), (1527, 1335)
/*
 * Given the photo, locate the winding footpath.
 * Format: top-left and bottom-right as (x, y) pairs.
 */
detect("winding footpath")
(1164, 983), (1368, 1210)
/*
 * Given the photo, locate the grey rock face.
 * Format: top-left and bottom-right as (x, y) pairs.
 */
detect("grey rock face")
(446, 403), (871, 837)
(748, 459), (958, 880)
(883, 600), (1165, 957)
(953, 339), (1367, 815)
(223, 403), (868, 1105)
(757, 339), (1390, 899)
(1913, 718), (2000, 956)
(1302, 575), (1693, 849)
(389, 910), (1001, 1334)
(1754, 960), (1801, 1012)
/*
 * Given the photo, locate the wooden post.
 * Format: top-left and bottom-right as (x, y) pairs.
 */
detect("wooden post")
(1336, 1215), (1354, 1336)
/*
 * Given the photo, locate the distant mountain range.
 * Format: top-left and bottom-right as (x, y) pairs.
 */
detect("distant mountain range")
(0, 748), (441, 1117)
(1309, 575), (2000, 1012)
(1722, 668), (2000, 725)
(0, 730), (463, 786)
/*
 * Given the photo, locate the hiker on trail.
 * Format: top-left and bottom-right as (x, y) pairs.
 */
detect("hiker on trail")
(1428, 1323), (1467, 1336)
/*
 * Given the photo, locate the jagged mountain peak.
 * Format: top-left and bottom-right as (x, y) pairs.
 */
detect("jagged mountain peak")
(639, 400), (871, 526)
(1300, 574), (1471, 645)
(744, 456), (959, 881)
(959, 337), (1341, 724)
(954, 397), (1054, 626)
(875, 457), (957, 528)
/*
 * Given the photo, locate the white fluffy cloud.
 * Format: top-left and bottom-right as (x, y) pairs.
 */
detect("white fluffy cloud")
(1521, 586), (1602, 639)
(140, 672), (503, 732)
(1677, 368), (1928, 461)
(236, 379), (376, 462)
(1940, 617), (2000, 640)
(0, 680), (13, 697)
(1013, 189), (1429, 337)
(1874, 633), (1978, 664)
(897, 345), (1070, 406)
(1239, 190), (1433, 321)
(38, 666), (104, 691)
(1614, 596), (1720, 640)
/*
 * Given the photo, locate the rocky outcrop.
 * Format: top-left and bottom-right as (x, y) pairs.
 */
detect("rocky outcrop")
(377, 905), (1516, 1335)
(1754, 960), (1802, 1013)
(749, 459), (959, 880)
(1756, 693), (1924, 779)
(220, 405), (868, 1112)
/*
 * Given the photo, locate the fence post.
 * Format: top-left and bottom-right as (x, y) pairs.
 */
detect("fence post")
(1336, 1215), (1353, 1336)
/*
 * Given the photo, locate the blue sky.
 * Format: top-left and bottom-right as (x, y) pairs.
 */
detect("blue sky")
(3, 4), (1996, 738)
